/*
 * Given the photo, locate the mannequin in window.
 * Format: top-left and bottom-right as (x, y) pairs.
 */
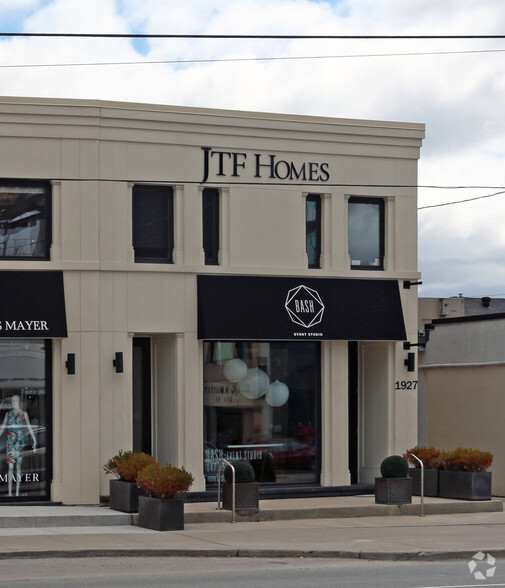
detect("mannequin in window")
(0, 395), (37, 497)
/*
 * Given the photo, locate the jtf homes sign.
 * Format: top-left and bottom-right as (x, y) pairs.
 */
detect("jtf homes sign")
(201, 147), (330, 183)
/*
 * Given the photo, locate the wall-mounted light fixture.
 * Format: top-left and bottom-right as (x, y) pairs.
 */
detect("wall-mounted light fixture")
(403, 280), (423, 289)
(65, 353), (76, 375)
(404, 352), (415, 372)
(113, 352), (124, 373)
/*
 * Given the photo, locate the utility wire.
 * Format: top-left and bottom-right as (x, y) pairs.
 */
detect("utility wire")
(1, 48), (505, 69)
(1, 32), (505, 39)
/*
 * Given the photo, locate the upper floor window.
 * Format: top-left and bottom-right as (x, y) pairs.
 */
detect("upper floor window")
(132, 185), (174, 263)
(348, 197), (384, 270)
(306, 194), (321, 269)
(202, 188), (219, 265)
(0, 181), (51, 260)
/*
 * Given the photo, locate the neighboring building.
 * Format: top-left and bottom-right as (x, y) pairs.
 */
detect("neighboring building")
(418, 298), (505, 496)
(0, 97), (424, 504)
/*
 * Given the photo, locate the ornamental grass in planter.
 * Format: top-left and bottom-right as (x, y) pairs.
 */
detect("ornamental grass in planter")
(438, 447), (493, 501)
(223, 460), (259, 512)
(136, 463), (194, 531)
(375, 455), (412, 505)
(404, 445), (442, 497)
(104, 450), (157, 513)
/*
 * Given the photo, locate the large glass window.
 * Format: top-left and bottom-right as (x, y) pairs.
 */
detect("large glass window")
(0, 340), (50, 501)
(348, 197), (384, 270)
(202, 188), (219, 265)
(132, 185), (174, 263)
(203, 341), (319, 486)
(0, 182), (51, 260)
(306, 194), (321, 269)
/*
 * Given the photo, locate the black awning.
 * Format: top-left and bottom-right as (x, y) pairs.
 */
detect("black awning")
(198, 275), (406, 341)
(0, 271), (67, 338)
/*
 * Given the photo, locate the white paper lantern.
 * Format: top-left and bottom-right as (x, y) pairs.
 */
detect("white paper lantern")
(238, 368), (269, 399)
(223, 358), (248, 383)
(266, 380), (289, 407)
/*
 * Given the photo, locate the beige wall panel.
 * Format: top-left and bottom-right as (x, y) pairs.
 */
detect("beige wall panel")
(79, 182), (100, 262)
(63, 271), (82, 332)
(98, 272), (129, 333)
(59, 334), (82, 503)
(99, 182), (131, 263)
(423, 366), (505, 495)
(80, 271), (100, 332)
(229, 187), (302, 268)
(60, 182), (83, 261)
(0, 137), (61, 176)
(360, 342), (390, 483)
(99, 331), (132, 497)
(127, 273), (187, 333)
(79, 331), (101, 503)
(320, 341), (349, 486)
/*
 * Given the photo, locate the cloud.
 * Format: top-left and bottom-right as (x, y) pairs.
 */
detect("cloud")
(0, 0), (504, 298)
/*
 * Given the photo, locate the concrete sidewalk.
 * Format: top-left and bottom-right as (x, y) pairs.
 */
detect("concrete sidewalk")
(0, 496), (502, 561)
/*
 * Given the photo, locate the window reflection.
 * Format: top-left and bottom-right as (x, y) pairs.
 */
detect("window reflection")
(203, 341), (319, 486)
(0, 341), (47, 499)
(348, 198), (384, 269)
(0, 186), (48, 259)
(306, 195), (321, 269)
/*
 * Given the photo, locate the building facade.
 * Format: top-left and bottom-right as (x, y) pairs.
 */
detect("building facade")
(0, 97), (424, 504)
(418, 298), (505, 496)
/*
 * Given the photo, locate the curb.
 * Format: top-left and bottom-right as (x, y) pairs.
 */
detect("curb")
(1, 548), (505, 561)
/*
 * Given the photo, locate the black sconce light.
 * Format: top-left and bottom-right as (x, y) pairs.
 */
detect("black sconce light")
(404, 352), (415, 372)
(113, 352), (124, 373)
(65, 353), (76, 375)
(403, 280), (423, 289)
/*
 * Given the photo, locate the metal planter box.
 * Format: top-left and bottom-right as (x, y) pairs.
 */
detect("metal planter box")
(223, 482), (259, 511)
(138, 496), (185, 531)
(439, 471), (492, 501)
(375, 477), (412, 505)
(409, 468), (439, 497)
(109, 479), (145, 513)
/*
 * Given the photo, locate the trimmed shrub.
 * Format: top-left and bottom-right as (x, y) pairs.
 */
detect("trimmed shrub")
(136, 463), (194, 499)
(224, 460), (255, 483)
(439, 447), (493, 472)
(380, 455), (409, 478)
(403, 446), (442, 469)
(104, 450), (157, 482)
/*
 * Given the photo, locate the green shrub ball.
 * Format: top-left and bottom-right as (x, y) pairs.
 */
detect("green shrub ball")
(380, 455), (409, 478)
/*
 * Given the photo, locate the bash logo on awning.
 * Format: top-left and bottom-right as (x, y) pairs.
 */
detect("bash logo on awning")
(285, 285), (325, 329)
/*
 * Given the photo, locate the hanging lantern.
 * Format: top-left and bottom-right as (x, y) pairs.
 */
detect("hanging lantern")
(266, 380), (289, 407)
(223, 358), (248, 383)
(238, 368), (269, 399)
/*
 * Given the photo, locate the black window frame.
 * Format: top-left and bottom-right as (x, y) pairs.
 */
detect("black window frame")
(348, 196), (385, 271)
(202, 188), (220, 265)
(132, 184), (174, 264)
(306, 194), (322, 269)
(0, 179), (52, 261)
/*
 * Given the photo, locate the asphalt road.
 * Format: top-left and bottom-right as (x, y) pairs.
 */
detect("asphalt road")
(0, 556), (503, 588)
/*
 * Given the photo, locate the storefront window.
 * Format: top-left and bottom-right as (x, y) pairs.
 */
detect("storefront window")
(0, 340), (50, 501)
(0, 183), (51, 260)
(348, 197), (384, 270)
(203, 341), (319, 486)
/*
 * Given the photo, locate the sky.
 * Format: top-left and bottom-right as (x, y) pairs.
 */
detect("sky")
(0, 0), (504, 299)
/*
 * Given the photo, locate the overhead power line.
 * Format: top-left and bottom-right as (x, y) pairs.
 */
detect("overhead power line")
(1, 32), (505, 40)
(1, 48), (505, 70)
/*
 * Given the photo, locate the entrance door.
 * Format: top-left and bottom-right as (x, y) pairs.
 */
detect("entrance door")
(132, 338), (152, 454)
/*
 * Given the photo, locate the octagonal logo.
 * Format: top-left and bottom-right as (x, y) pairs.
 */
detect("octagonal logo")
(285, 285), (325, 329)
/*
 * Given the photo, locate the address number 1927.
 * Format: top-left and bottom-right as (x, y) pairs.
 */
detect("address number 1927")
(395, 381), (418, 390)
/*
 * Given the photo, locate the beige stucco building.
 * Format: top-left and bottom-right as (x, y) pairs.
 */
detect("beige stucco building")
(0, 97), (424, 504)
(418, 299), (505, 496)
